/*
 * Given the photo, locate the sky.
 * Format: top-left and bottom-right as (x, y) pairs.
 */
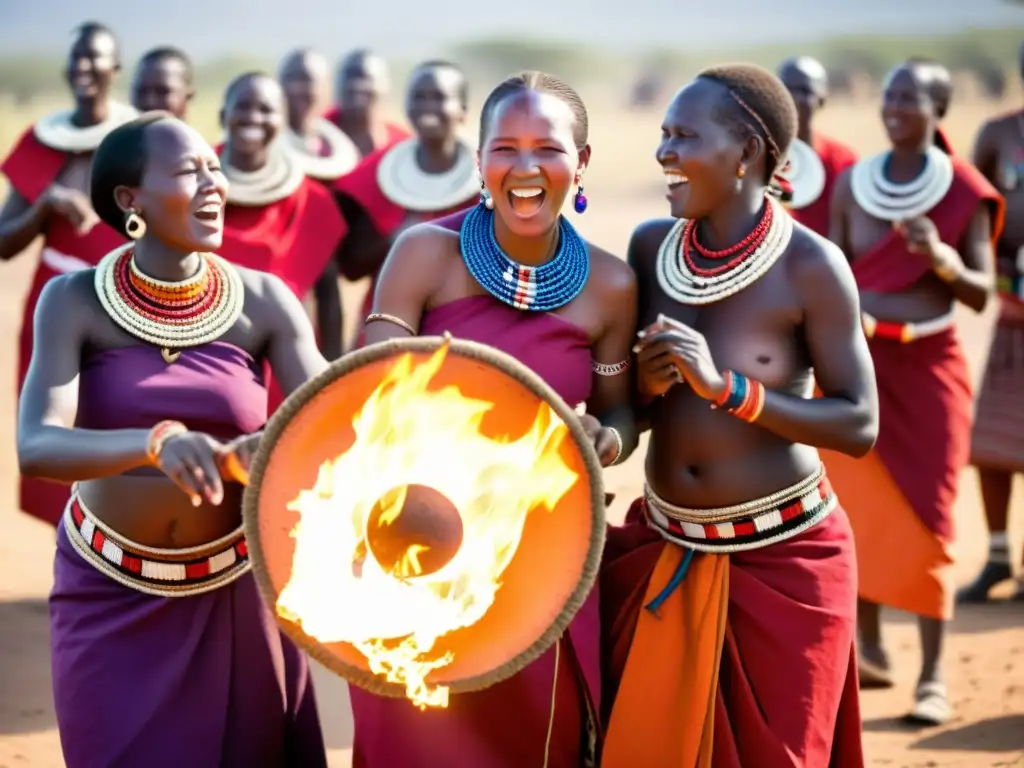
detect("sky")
(0, 0), (1020, 62)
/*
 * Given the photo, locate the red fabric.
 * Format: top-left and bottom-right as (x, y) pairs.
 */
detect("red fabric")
(3, 127), (127, 527)
(602, 501), (864, 767)
(849, 159), (1003, 539)
(322, 107), (409, 156)
(789, 134), (857, 237)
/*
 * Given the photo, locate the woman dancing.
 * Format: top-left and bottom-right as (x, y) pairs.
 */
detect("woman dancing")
(130, 46), (194, 120)
(826, 59), (1002, 723)
(18, 113), (328, 767)
(334, 59), (480, 349)
(776, 56), (857, 236)
(602, 64), (876, 766)
(279, 47), (360, 359)
(958, 50), (1024, 603)
(0, 21), (135, 527)
(355, 71), (638, 767)
(217, 71), (347, 410)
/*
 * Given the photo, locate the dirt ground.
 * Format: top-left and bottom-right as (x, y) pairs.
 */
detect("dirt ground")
(0, 95), (1022, 767)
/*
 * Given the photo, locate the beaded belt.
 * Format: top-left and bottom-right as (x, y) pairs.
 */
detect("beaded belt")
(62, 489), (251, 597)
(642, 464), (836, 553)
(861, 311), (954, 343)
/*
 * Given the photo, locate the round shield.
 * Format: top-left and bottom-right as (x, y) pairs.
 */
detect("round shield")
(243, 334), (605, 708)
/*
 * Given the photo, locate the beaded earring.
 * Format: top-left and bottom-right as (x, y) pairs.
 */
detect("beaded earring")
(479, 180), (493, 210)
(573, 184), (587, 214)
(734, 166), (746, 194)
(125, 209), (147, 240)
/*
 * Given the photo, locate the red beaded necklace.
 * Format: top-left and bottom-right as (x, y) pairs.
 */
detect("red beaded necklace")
(681, 200), (774, 278)
(114, 248), (223, 326)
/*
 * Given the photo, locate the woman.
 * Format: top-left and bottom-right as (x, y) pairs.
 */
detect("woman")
(334, 59), (480, 349)
(279, 47), (360, 359)
(217, 71), (347, 411)
(356, 71), (638, 767)
(130, 46), (194, 120)
(776, 55), (857, 236)
(18, 113), (328, 767)
(0, 21), (136, 527)
(958, 49), (1024, 603)
(826, 59), (1002, 723)
(602, 64), (876, 766)
(326, 49), (409, 160)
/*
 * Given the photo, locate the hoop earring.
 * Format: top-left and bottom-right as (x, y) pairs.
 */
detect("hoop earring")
(573, 184), (588, 214)
(125, 210), (147, 240)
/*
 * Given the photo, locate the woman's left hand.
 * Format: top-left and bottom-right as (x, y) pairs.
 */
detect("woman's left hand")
(896, 216), (941, 256)
(578, 412), (621, 467)
(216, 431), (263, 486)
(635, 314), (725, 402)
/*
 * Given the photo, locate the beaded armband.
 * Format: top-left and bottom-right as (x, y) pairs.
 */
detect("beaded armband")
(365, 313), (416, 336)
(712, 370), (766, 423)
(146, 420), (188, 464)
(592, 358), (630, 376)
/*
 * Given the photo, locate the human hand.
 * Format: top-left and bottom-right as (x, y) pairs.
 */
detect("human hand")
(153, 430), (227, 506)
(577, 411), (622, 467)
(43, 184), (99, 235)
(216, 432), (262, 486)
(634, 313), (725, 402)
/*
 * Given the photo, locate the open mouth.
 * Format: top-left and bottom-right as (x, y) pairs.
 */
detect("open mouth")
(194, 202), (222, 223)
(664, 170), (689, 190)
(507, 187), (546, 217)
(235, 125), (265, 143)
(416, 114), (441, 129)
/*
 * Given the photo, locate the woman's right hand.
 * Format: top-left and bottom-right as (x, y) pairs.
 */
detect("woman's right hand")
(154, 432), (226, 507)
(42, 184), (99, 235)
(634, 325), (683, 399)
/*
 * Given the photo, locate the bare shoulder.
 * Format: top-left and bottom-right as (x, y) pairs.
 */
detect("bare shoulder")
(627, 217), (676, 275)
(388, 221), (461, 269)
(38, 269), (100, 319)
(586, 241), (637, 301)
(233, 265), (293, 307)
(785, 223), (858, 304)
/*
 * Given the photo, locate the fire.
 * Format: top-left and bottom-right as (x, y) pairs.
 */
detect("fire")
(276, 340), (580, 709)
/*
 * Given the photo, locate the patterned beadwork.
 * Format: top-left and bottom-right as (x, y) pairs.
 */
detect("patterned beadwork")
(460, 202), (590, 311)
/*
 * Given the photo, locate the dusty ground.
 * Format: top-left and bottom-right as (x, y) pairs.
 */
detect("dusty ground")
(0, 94), (1022, 767)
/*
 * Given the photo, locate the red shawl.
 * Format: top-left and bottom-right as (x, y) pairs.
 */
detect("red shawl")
(3, 126), (126, 527)
(789, 134), (857, 237)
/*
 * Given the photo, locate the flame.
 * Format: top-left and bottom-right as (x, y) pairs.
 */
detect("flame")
(276, 341), (580, 708)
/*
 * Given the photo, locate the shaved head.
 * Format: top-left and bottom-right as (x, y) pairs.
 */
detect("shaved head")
(777, 56), (828, 97)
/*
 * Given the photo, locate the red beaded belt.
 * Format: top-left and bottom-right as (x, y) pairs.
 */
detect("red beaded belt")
(62, 489), (251, 597)
(861, 310), (954, 343)
(642, 464), (836, 553)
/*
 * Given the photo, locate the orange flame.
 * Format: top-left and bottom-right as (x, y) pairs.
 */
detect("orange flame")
(276, 341), (579, 708)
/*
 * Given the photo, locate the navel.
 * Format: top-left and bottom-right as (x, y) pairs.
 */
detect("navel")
(756, 355), (772, 365)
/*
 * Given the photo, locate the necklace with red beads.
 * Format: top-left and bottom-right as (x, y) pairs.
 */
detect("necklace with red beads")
(94, 243), (245, 363)
(656, 195), (792, 306)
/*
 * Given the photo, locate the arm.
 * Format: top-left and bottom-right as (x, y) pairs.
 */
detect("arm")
(827, 169), (853, 258)
(0, 188), (51, 262)
(334, 193), (391, 282)
(750, 240), (878, 457)
(17, 274), (154, 480)
(933, 203), (995, 313)
(313, 260), (344, 359)
(586, 253), (640, 463)
(971, 121), (999, 185)
(261, 273), (331, 395)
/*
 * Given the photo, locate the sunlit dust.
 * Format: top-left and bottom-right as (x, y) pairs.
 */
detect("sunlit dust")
(276, 341), (580, 709)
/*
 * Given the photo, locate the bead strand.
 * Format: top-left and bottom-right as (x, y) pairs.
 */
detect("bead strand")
(146, 420), (188, 464)
(712, 370), (766, 423)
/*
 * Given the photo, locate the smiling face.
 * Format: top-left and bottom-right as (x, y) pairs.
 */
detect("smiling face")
(132, 56), (191, 118)
(881, 65), (935, 149)
(406, 66), (466, 145)
(657, 79), (757, 220)
(222, 75), (285, 157)
(280, 51), (329, 128)
(115, 119), (227, 252)
(65, 28), (119, 106)
(480, 89), (588, 238)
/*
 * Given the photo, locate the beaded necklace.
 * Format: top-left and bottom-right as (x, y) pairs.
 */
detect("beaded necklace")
(656, 195), (793, 306)
(849, 146), (953, 221)
(94, 243), (245, 363)
(778, 138), (826, 210)
(460, 202), (590, 311)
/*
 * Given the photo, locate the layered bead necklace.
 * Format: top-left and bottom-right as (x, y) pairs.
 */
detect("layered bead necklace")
(460, 202), (590, 311)
(94, 243), (245, 363)
(656, 195), (793, 306)
(850, 145), (953, 221)
(778, 138), (826, 210)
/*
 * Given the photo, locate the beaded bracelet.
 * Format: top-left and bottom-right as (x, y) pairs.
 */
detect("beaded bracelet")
(146, 420), (188, 465)
(712, 370), (766, 423)
(606, 426), (625, 466)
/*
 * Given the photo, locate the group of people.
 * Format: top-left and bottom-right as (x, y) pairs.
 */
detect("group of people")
(1, 18), (1019, 768)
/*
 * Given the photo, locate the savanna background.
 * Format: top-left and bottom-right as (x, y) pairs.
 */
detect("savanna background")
(1, 2), (1023, 765)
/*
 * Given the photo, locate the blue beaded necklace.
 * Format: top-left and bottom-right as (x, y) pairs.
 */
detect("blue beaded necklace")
(460, 202), (590, 311)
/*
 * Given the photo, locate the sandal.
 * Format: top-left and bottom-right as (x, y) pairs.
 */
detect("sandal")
(904, 681), (951, 726)
(858, 653), (895, 689)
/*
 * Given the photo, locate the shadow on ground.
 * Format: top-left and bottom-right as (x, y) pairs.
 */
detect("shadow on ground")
(0, 598), (55, 735)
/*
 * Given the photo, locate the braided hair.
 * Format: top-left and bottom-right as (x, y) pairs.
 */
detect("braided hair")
(479, 71), (589, 150)
(697, 64), (798, 197)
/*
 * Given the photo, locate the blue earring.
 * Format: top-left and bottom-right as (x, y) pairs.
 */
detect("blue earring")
(573, 183), (587, 214)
